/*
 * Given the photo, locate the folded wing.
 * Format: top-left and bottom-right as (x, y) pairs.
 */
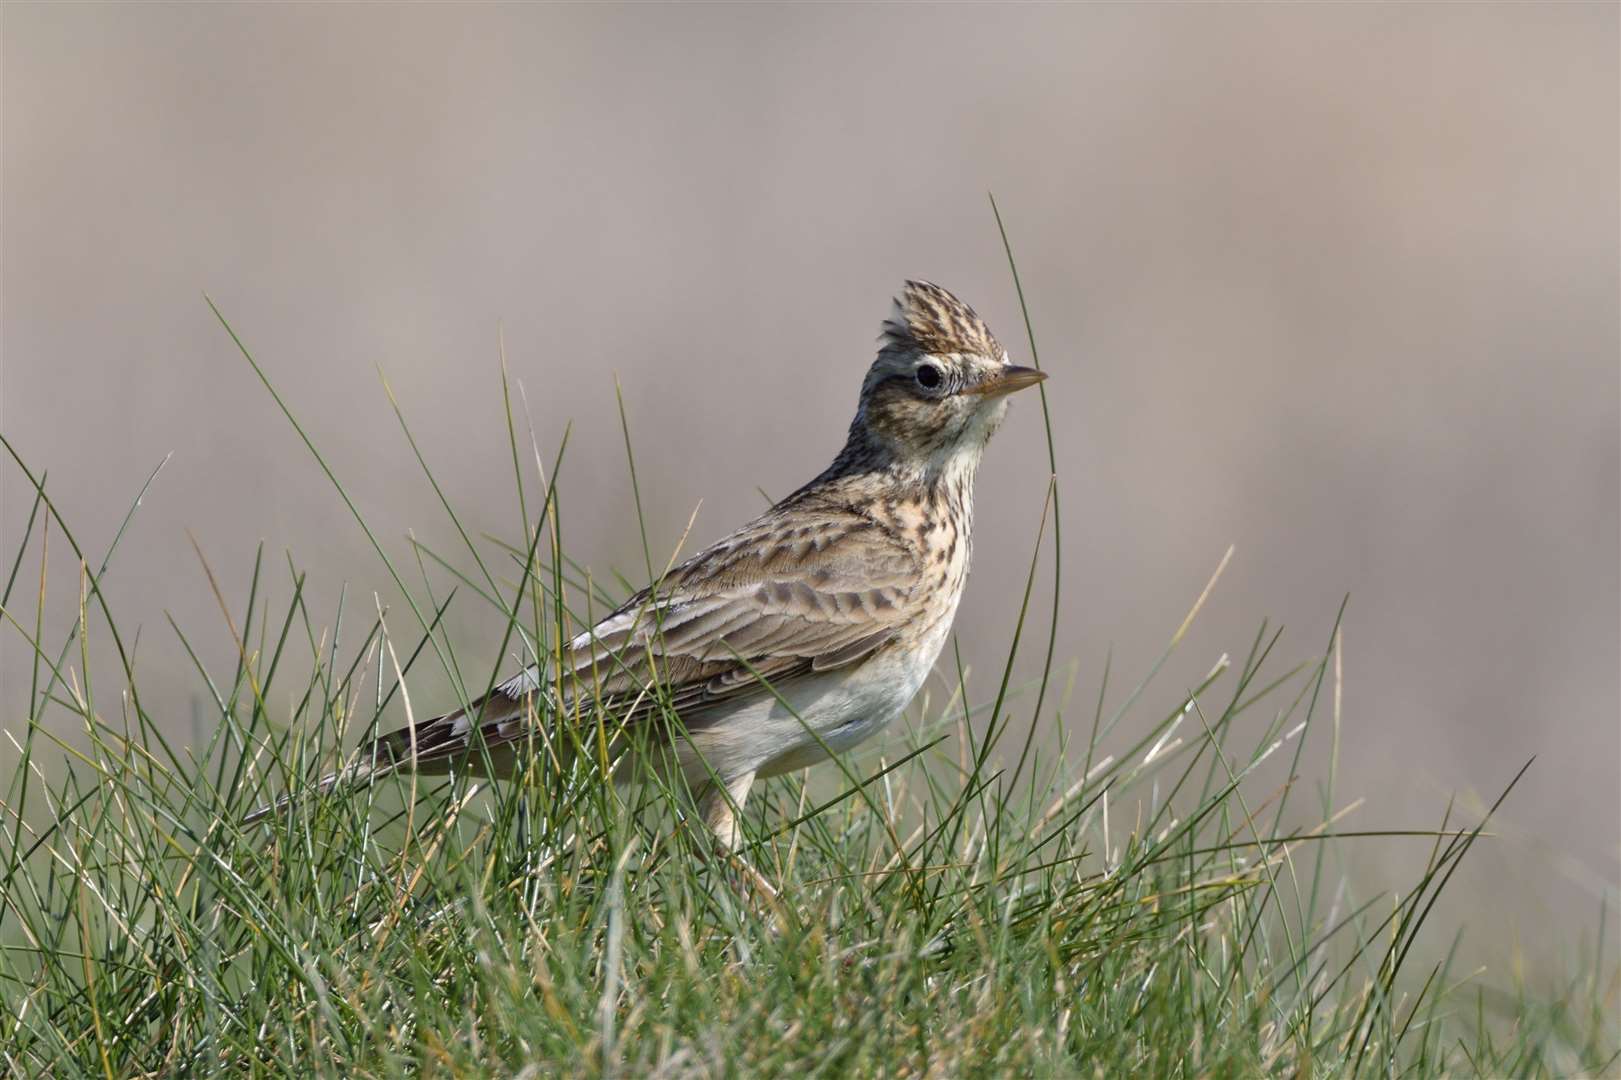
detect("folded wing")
(295, 503), (925, 794)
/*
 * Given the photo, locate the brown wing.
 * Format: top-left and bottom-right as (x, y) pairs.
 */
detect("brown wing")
(346, 500), (924, 779)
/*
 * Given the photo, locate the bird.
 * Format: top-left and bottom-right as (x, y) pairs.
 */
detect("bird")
(248, 281), (1047, 850)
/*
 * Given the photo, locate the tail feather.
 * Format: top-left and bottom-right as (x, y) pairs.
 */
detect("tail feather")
(242, 686), (537, 826)
(241, 766), (359, 826)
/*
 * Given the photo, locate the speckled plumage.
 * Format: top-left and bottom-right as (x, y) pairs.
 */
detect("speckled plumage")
(253, 282), (1046, 847)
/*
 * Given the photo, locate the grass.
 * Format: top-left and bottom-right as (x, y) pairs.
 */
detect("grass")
(2, 227), (1617, 1076)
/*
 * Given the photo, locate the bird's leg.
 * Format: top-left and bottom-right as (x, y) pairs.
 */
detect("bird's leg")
(697, 769), (778, 901)
(699, 769), (755, 852)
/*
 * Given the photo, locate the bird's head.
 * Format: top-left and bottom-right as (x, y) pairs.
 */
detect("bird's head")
(847, 280), (1046, 479)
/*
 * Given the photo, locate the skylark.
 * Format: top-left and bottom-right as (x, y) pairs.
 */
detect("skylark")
(253, 281), (1046, 849)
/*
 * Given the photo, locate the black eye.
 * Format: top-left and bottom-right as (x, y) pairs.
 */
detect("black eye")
(915, 363), (942, 390)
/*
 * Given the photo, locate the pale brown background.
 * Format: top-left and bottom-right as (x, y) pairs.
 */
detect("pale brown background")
(4, 5), (1617, 978)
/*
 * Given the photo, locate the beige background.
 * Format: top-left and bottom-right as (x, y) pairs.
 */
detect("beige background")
(5, 5), (1616, 976)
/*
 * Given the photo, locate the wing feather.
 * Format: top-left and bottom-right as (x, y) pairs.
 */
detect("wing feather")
(338, 500), (926, 778)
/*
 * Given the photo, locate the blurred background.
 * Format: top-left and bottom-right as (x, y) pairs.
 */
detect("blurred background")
(5, 5), (1616, 979)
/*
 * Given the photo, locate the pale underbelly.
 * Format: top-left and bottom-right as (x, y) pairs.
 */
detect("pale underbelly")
(675, 612), (954, 782)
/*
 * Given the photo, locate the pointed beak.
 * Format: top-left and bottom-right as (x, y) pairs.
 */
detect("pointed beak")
(968, 365), (1048, 398)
